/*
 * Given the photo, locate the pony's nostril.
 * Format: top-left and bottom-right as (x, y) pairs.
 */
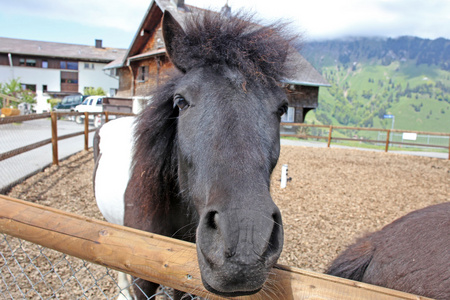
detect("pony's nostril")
(206, 211), (218, 230)
(263, 212), (283, 260)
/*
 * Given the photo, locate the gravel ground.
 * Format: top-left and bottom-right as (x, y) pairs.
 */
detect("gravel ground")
(2, 146), (449, 298)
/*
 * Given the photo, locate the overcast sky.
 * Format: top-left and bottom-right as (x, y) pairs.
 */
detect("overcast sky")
(1, 0), (449, 49)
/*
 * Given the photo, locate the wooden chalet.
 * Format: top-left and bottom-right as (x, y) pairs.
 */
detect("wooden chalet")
(104, 0), (329, 122)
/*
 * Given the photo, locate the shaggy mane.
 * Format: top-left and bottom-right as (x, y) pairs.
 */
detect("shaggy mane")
(170, 11), (297, 83)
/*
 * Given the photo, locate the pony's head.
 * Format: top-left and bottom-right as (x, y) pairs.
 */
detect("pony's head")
(162, 10), (294, 296)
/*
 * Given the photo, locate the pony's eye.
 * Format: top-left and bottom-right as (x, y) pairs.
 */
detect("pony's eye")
(277, 103), (288, 117)
(174, 95), (190, 111)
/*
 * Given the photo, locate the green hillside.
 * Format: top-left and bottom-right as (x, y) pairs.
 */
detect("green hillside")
(301, 37), (450, 138)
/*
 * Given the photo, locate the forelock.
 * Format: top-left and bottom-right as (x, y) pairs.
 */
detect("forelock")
(170, 11), (297, 84)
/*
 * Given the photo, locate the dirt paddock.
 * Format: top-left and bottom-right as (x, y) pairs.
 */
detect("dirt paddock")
(3, 145), (449, 296)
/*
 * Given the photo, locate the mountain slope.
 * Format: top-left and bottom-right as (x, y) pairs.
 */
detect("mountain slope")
(300, 36), (450, 135)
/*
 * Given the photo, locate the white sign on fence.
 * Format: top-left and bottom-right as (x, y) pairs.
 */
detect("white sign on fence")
(403, 132), (418, 141)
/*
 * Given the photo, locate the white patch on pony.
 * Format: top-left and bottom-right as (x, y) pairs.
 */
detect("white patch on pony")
(117, 271), (134, 300)
(95, 117), (136, 226)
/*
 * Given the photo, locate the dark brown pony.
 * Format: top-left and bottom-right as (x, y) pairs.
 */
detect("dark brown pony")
(326, 202), (450, 299)
(95, 9), (296, 299)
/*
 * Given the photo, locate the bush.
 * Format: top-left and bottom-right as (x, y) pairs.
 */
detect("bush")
(47, 98), (61, 109)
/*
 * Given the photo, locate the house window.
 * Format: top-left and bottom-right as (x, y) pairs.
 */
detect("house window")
(109, 88), (117, 97)
(61, 79), (78, 84)
(26, 59), (36, 67)
(42, 61), (48, 68)
(137, 66), (148, 82)
(21, 84), (36, 92)
(84, 63), (94, 69)
(18, 58), (37, 67)
(281, 107), (295, 123)
(60, 61), (78, 70)
(67, 62), (78, 70)
(43, 85), (48, 92)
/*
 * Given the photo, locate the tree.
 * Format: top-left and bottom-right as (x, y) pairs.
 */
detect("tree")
(84, 87), (106, 96)
(0, 78), (22, 95)
(0, 78), (36, 108)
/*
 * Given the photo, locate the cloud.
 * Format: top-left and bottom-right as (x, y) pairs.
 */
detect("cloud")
(289, 0), (450, 40)
(205, 0), (450, 40)
(4, 0), (148, 32)
(3, 0), (449, 41)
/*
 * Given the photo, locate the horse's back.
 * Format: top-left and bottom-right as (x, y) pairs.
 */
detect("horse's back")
(327, 202), (450, 299)
(94, 116), (136, 225)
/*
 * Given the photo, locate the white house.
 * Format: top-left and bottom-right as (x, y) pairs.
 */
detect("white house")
(0, 37), (126, 113)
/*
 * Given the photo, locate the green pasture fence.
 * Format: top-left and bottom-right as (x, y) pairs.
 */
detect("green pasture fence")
(281, 122), (450, 159)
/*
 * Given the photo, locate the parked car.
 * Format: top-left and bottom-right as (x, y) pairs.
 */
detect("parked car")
(53, 94), (90, 112)
(74, 95), (105, 127)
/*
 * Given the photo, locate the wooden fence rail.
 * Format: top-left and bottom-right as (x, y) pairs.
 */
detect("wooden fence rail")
(281, 122), (450, 159)
(0, 195), (430, 300)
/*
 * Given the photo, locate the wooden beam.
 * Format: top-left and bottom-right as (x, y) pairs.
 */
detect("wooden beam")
(0, 112), (51, 124)
(0, 195), (430, 300)
(51, 112), (58, 165)
(327, 125), (333, 148)
(84, 112), (89, 151)
(385, 129), (391, 152)
(0, 138), (52, 162)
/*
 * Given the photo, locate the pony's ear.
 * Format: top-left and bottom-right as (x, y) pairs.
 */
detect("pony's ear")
(162, 11), (187, 73)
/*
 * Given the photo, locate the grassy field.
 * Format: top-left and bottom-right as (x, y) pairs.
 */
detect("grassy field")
(307, 60), (450, 136)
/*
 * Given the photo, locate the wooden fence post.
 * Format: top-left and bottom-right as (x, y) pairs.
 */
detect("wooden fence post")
(51, 112), (58, 166)
(84, 112), (89, 151)
(448, 136), (450, 160)
(385, 130), (391, 152)
(327, 126), (333, 148)
(104, 111), (109, 123)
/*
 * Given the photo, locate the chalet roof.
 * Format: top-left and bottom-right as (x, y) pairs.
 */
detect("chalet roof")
(0, 37), (126, 63)
(284, 49), (330, 87)
(105, 0), (329, 87)
(128, 48), (166, 62)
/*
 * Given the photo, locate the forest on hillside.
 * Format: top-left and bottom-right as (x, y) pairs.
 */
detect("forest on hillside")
(302, 36), (450, 71)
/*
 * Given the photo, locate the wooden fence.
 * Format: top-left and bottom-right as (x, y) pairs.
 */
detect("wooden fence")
(0, 111), (134, 165)
(0, 115), (441, 298)
(1, 114), (448, 164)
(0, 194), (432, 300)
(281, 122), (450, 160)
